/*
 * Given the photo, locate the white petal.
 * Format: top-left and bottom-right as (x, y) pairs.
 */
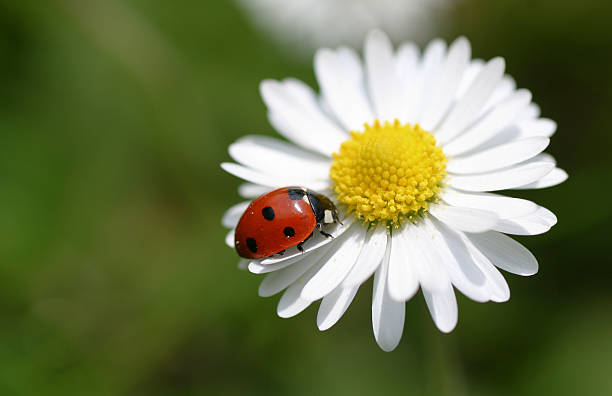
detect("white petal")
(260, 79), (346, 155)
(281, 78), (325, 114)
(221, 201), (250, 228)
(447, 161), (555, 192)
(419, 37), (471, 131)
(225, 229), (235, 248)
(515, 167), (568, 189)
(372, 243), (405, 352)
(443, 89), (532, 156)
(387, 226), (419, 301)
(446, 137), (550, 174)
(403, 223), (458, 332)
(455, 59), (484, 100)
(517, 118), (557, 138)
(458, 233), (510, 302)
(533, 153), (556, 165)
(258, 246), (330, 297)
(238, 183), (270, 198)
(532, 205), (558, 225)
(425, 218), (489, 303)
(404, 223), (450, 291)
(517, 102), (541, 121)
(277, 260), (325, 318)
(493, 205), (557, 235)
(441, 188), (537, 219)
(395, 42), (420, 123)
(229, 135), (331, 179)
(260, 216), (354, 265)
(481, 75), (516, 115)
(422, 285), (458, 333)
(301, 225), (367, 301)
(317, 285), (359, 331)
(314, 46), (374, 131)
(250, 244), (333, 275)
(493, 218), (547, 236)
(221, 162), (330, 191)
(409, 39), (447, 122)
(364, 30), (402, 122)
(467, 231), (538, 276)
(436, 57), (505, 143)
(465, 118), (557, 153)
(341, 223), (388, 287)
(249, 259), (294, 274)
(429, 203), (499, 233)
(396, 42), (419, 80)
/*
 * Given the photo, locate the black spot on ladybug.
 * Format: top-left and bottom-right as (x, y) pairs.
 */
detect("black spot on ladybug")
(288, 188), (306, 200)
(261, 206), (275, 221)
(284, 227), (295, 237)
(246, 238), (258, 253)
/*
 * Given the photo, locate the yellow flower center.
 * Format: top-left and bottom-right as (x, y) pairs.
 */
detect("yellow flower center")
(330, 119), (447, 227)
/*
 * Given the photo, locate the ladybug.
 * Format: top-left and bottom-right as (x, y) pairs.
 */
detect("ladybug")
(234, 186), (340, 259)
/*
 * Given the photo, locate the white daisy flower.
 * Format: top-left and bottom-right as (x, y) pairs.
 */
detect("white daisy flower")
(221, 30), (567, 351)
(235, 0), (451, 55)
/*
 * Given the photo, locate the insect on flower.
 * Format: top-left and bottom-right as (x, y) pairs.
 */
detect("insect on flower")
(234, 187), (340, 260)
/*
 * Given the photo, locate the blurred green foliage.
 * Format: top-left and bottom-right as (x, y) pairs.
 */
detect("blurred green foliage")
(0, 0), (610, 395)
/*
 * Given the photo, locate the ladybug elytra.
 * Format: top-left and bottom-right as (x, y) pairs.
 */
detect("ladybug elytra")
(234, 187), (340, 259)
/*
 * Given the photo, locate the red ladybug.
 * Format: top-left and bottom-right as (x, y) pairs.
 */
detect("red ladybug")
(234, 186), (340, 259)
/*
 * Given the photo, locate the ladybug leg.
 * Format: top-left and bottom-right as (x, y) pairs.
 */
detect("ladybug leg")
(297, 231), (314, 253)
(277, 249), (286, 256)
(316, 223), (334, 239)
(319, 230), (334, 238)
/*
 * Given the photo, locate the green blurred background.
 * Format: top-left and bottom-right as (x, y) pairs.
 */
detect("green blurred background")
(0, 1), (610, 395)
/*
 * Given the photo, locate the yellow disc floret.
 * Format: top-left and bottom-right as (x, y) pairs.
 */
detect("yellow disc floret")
(330, 119), (447, 227)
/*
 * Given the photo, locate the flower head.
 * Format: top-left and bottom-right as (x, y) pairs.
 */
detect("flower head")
(331, 120), (447, 225)
(221, 30), (567, 351)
